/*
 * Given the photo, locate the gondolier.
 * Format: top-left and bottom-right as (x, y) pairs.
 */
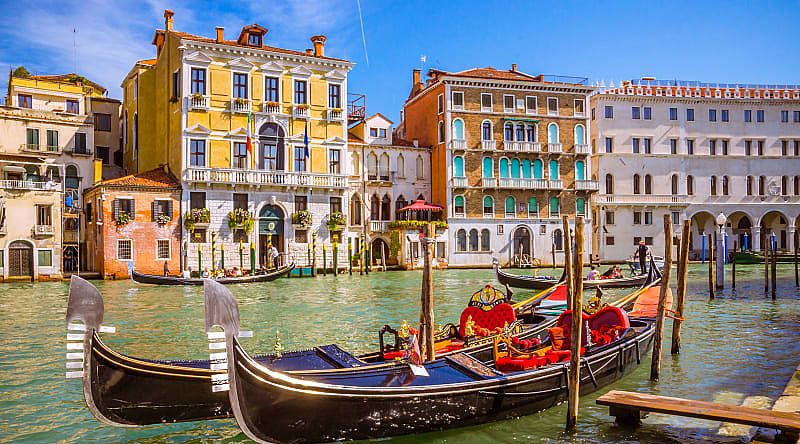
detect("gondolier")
(637, 240), (648, 274)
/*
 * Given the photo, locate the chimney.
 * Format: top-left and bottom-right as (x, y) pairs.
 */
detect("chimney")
(310, 35), (326, 57)
(164, 9), (174, 31)
(412, 69), (421, 86)
(215, 26), (224, 43)
(305, 48), (313, 56)
(511, 63), (517, 72)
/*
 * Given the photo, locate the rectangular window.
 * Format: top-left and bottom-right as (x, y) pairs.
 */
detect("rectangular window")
(604, 137), (613, 153)
(744, 109), (752, 122)
(94, 113), (112, 131)
(722, 139), (729, 155)
(645, 236), (653, 245)
(643, 106), (651, 120)
(756, 110), (765, 122)
(117, 239), (133, 260)
(782, 140), (788, 156)
(153, 199), (171, 221)
(46, 130), (58, 150)
(525, 96), (537, 113)
(591, 107), (596, 120)
(643, 138), (651, 154)
(190, 139), (206, 167)
(632, 138), (640, 153)
(66, 99), (79, 114)
(437, 94), (444, 114)
(670, 138), (678, 154)
(18, 94), (32, 108)
(26, 128), (39, 148)
(233, 73), (248, 99)
(115, 198), (134, 221)
(721, 109), (729, 122)
(369, 128), (378, 137)
(745, 140), (752, 156)
(757, 140), (764, 156)
(74, 133), (87, 154)
(171, 70), (180, 99)
(644, 211), (653, 225)
(38, 250), (52, 267)
(795, 140), (800, 156)
(114, 151), (123, 167)
(328, 83), (341, 109)
(686, 108), (695, 121)
(633, 211), (641, 225)
(547, 97), (558, 115)
(233, 142), (248, 168)
(294, 195), (307, 212)
(503, 95), (515, 112)
(378, 128), (386, 138)
(604, 105), (614, 118)
(191, 68), (206, 95)
(687, 139), (694, 155)
(794, 111), (800, 123)
(36, 204), (52, 226)
(293, 79), (307, 104)
(233, 193), (248, 211)
(295, 229), (308, 243)
(633, 236), (641, 246)
(709, 139), (716, 156)
(248, 33), (262, 46)
(330, 197), (342, 214)
(709, 109), (717, 122)
(631, 106), (641, 120)
(264, 76), (279, 102)
(605, 211), (615, 225)
(671, 211), (680, 225)
(97, 146), (110, 165)
(293, 146), (307, 171)
(574, 99), (585, 116)
(452, 91), (464, 109)
(190, 192), (206, 210)
(481, 93), (492, 111)
(781, 110), (789, 123)
(605, 236), (615, 246)
(666, 108), (677, 121)
(156, 239), (170, 260)
(329, 148), (341, 174)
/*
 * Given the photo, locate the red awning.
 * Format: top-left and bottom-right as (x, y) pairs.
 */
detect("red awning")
(397, 200), (443, 212)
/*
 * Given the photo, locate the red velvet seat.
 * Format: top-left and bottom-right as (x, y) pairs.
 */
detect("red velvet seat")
(458, 303), (516, 338)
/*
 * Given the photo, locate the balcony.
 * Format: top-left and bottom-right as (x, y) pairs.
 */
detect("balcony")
(370, 220), (390, 233)
(547, 143), (563, 153)
(65, 146), (93, 156)
(574, 180), (600, 191)
(574, 144), (591, 155)
(548, 179), (563, 189)
(63, 230), (79, 244)
(596, 194), (690, 206)
(451, 139), (467, 151)
(0, 180), (62, 191)
(34, 224), (55, 236)
(293, 105), (310, 119)
(263, 103), (282, 115)
(452, 177), (468, 188)
(482, 177), (497, 188)
(327, 109), (343, 121)
(183, 167), (348, 189)
(19, 144), (62, 155)
(481, 140), (496, 151)
(504, 141), (541, 152)
(498, 178), (549, 189)
(187, 95), (209, 111)
(230, 99), (251, 114)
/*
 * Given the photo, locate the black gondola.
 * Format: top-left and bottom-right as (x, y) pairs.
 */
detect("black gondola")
(130, 263), (294, 285)
(496, 263), (648, 290)
(205, 277), (658, 443)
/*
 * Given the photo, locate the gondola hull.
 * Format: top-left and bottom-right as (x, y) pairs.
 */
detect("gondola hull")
(131, 264), (294, 285)
(496, 266), (647, 290)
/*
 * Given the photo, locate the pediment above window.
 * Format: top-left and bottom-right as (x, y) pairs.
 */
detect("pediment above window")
(289, 65), (313, 78)
(227, 127), (249, 137)
(186, 124), (212, 134)
(325, 136), (346, 145)
(324, 69), (346, 81)
(225, 57), (256, 70)
(184, 51), (213, 66)
(259, 61), (284, 75)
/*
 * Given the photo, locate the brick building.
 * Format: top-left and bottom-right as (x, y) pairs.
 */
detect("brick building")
(83, 168), (181, 278)
(401, 66), (597, 267)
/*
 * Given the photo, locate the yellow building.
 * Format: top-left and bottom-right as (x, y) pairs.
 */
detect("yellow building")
(122, 10), (354, 271)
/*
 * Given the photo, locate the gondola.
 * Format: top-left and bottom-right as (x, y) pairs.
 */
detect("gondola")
(205, 271), (661, 443)
(130, 262), (294, 285)
(496, 263), (648, 290)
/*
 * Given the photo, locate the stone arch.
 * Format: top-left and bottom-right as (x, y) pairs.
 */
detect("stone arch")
(257, 203), (287, 265)
(759, 209), (791, 251)
(8, 239), (34, 277)
(727, 211), (754, 251)
(371, 236), (391, 265)
(511, 225), (533, 264)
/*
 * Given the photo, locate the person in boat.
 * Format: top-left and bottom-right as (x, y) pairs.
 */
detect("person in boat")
(586, 265), (600, 281)
(231, 266), (241, 277)
(636, 240), (648, 272)
(611, 266), (623, 279)
(268, 243), (279, 269)
(201, 267), (210, 278)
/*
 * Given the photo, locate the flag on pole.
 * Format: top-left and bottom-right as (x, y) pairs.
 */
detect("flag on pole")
(246, 110), (254, 168)
(303, 121), (310, 160)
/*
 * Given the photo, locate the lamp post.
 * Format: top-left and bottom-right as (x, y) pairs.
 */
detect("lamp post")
(715, 212), (726, 289)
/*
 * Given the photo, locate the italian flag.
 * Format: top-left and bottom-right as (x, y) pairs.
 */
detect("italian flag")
(246, 110), (253, 168)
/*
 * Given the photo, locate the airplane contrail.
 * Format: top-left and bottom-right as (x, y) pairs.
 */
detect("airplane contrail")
(356, 0), (369, 65)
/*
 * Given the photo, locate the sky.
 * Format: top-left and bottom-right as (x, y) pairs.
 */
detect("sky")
(1, 0), (798, 122)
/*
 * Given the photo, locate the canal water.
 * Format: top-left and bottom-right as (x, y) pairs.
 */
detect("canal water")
(0, 264), (798, 443)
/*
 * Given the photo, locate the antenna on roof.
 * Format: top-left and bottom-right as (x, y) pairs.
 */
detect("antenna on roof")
(420, 54), (426, 73)
(72, 28), (77, 74)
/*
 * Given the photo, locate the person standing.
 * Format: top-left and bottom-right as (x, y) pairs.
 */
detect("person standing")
(637, 240), (648, 274)
(268, 243), (279, 269)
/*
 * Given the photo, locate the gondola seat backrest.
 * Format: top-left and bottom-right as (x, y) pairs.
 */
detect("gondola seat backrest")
(588, 306), (630, 332)
(552, 310), (591, 349)
(459, 303), (516, 338)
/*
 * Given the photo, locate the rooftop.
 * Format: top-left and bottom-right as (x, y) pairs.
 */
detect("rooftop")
(98, 168), (180, 189)
(429, 67), (590, 85)
(16, 73), (107, 95)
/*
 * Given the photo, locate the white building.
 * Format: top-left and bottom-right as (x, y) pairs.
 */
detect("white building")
(590, 79), (800, 261)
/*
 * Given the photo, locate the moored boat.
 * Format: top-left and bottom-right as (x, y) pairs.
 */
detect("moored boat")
(131, 262), (294, 285)
(496, 263), (648, 290)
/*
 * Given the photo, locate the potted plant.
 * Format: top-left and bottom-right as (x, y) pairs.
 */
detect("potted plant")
(326, 212), (346, 232)
(234, 97), (248, 105)
(265, 100), (280, 108)
(292, 210), (312, 227)
(227, 208), (255, 234)
(329, 107), (343, 113)
(184, 208), (211, 233)
(114, 212), (132, 226)
(155, 213), (172, 225)
(191, 92), (205, 101)
(296, 103), (309, 110)
(388, 220), (448, 231)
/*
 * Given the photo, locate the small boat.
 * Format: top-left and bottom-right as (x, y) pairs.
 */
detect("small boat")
(131, 263), (294, 285)
(205, 275), (659, 443)
(626, 255), (665, 273)
(496, 264), (648, 290)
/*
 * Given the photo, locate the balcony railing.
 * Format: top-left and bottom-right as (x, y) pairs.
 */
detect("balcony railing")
(65, 146), (93, 156)
(498, 178), (549, 189)
(188, 95), (209, 110)
(0, 180), (62, 191)
(574, 144), (591, 155)
(293, 105), (310, 119)
(327, 109), (343, 121)
(183, 167), (348, 189)
(504, 141), (541, 152)
(451, 139), (467, 150)
(18, 143), (63, 154)
(596, 194), (690, 205)
(574, 180), (600, 191)
(482, 177), (497, 188)
(547, 143), (563, 153)
(452, 177), (467, 188)
(505, 141), (523, 151)
(370, 220), (390, 233)
(263, 103), (282, 115)
(548, 179), (563, 189)
(230, 99), (251, 113)
(481, 140), (496, 151)
(34, 224), (55, 236)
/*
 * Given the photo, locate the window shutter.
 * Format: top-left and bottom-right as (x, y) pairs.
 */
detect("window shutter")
(167, 200), (173, 219)
(131, 199), (136, 220)
(152, 201), (159, 221)
(112, 199), (119, 220)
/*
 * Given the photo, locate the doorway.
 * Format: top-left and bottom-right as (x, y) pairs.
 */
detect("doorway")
(512, 226), (533, 266)
(9, 240), (33, 277)
(258, 205), (284, 266)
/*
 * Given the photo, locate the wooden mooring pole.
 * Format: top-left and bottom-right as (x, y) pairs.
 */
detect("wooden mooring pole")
(562, 216), (574, 311)
(795, 231), (799, 287)
(764, 241), (770, 293)
(708, 235), (715, 300)
(651, 214), (673, 381)
(771, 241), (777, 300)
(671, 219), (690, 355)
(732, 241), (737, 289)
(566, 216), (584, 432)
(419, 223), (435, 362)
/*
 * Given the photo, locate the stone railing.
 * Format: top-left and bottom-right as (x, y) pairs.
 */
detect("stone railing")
(481, 140), (496, 151)
(230, 99), (251, 113)
(575, 180), (600, 191)
(263, 103), (282, 115)
(574, 144), (591, 155)
(452, 177), (467, 188)
(548, 179), (563, 189)
(596, 194), (690, 205)
(370, 220), (390, 233)
(0, 180), (62, 191)
(293, 106), (310, 119)
(451, 139), (467, 150)
(482, 177), (497, 188)
(184, 168), (347, 189)
(498, 178), (549, 189)
(34, 224), (55, 236)
(327, 109), (343, 121)
(547, 143), (563, 153)
(187, 95), (209, 111)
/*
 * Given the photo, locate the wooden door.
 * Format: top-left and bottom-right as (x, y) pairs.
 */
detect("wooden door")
(9, 241), (33, 276)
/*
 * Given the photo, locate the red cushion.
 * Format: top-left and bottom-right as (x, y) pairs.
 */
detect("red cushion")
(383, 350), (405, 360)
(588, 306), (631, 332)
(459, 303), (517, 338)
(496, 357), (526, 372)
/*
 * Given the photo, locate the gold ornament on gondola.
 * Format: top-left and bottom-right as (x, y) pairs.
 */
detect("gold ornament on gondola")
(584, 293), (607, 314)
(464, 315), (475, 337)
(398, 320), (410, 339)
(274, 329), (284, 358)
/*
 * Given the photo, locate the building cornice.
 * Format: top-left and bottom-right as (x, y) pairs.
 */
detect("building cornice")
(182, 41), (355, 71)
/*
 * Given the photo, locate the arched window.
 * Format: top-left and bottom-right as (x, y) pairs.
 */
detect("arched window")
(504, 123), (513, 141)
(722, 176), (729, 195)
(528, 197), (538, 217)
(482, 121), (492, 141)
(25, 165), (41, 182)
(378, 153), (390, 180)
(437, 121), (445, 143)
(453, 195), (465, 216)
(258, 123), (285, 171)
(606, 174), (614, 194)
(350, 194), (362, 225)
(65, 165), (80, 190)
(710, 175), (718, 196)
(781, 176), (788, 195)
(747, 176), (753, 196)
(574, 124), (586, 145)
(795, 176), (800, 196)
(350, 152), (360, 175)
(483, 196), (494, 217)
(499, 158), (510, 178)
(381, 194), (391, 221)
(396, 154), (405, 178)
(511, 158), (521, 178)
(633, 174), (641, 194)
(453, 155), (464, 177)
(758, 175), (765, 196)
(553, 229), (563, 251)
(515, 124), (525, 141)
(370, 194), (380, 220)
(366, 152), (378, 180)
(547, 123), (559, 144)
(416, 155), (424, 179)
(576, 197), (586, 216)
(671, 174), (679, 195)
(46, 166), (60, 182)
(417, 193), (425, 201)
(395, 195), (407, 212)
(522, 159), (532, 178)
(469, 229), (479, 252)
(452, 118), (464, 141)
(549, 159), (559, 179)
(505, 196), (515, 217)
(482, 157), (494, 178)
(644, 174), (652, 194)
(550, 197), (560, 217)
(526, 125), (536, 142)
(533, 159), (544, 179)
(480, 229), (491, 252)
(575, 160), (586, 181)
(456, 229), (467, 252)
(687, 175), (695, 196)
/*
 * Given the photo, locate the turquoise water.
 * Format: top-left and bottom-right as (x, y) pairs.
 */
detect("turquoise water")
(0, 264), (798, 443)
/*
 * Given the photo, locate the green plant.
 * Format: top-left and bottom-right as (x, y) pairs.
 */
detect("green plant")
(114, 212), (132, 226)
(389, 231), (401, 258)
(184, 208), (210, 232)
(388, 220), (448, 231)
(191, 92), (205, 100)
(65, 73), (89, 85)
(264, 101), (280, 108)
(292, 210), (312, 226)
(296, 103), (309, 110)
(12, 66), (31, 78)
(155, 213), (172, 225)
(227, 208), (255, 234)
(234, 97), (247, 105)
(327, 212), (346, 230)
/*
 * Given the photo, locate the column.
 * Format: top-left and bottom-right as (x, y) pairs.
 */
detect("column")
(752, 226), (761, 252)
(790, 226), (797, 252)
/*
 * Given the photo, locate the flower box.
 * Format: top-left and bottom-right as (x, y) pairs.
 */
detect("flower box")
(292, 210), (312, 226)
